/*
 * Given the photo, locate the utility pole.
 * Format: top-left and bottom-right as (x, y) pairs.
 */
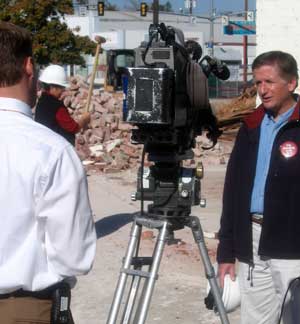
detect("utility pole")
(208, 0), (215, 56)
(185, 0), (196, 17)
(153, 0), (159, 25)
(243, 0), (248, 89)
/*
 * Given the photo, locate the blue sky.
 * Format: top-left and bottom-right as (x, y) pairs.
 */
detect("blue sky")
(107, 0), (256, 15)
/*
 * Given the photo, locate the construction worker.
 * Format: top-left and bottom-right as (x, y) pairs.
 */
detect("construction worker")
(0, 22), (96, 323)
(35, 64), (90, 146)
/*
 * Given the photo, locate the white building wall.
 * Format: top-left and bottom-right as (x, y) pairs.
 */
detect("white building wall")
(92, 31), (124, 49)
(64, 15), (90, 36)
(125, 30), (148, 49)
(257, 0), (300, 63)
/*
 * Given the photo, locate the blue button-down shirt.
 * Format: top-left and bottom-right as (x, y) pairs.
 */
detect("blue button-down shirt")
(250, 106), (295, 213)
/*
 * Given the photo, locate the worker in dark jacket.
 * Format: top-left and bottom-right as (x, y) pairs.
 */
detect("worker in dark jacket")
(35, 65), (90, 145)
(217, 51), (300, 324)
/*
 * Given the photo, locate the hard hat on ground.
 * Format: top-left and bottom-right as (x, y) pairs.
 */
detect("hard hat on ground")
(39, 65), (69, 88)
(205, 264), (241, 313)
(222, 274), (241, 312)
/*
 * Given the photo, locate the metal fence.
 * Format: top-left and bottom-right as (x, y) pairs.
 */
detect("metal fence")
(208, 65), (253, 98)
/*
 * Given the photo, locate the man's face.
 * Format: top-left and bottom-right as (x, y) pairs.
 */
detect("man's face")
(253, 64), (297, 116)
(50, 85), (65, 99)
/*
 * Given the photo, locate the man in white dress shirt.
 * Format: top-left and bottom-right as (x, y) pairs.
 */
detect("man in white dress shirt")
(0, 22), (96, 324)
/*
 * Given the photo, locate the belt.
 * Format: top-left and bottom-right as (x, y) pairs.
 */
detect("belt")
(0, 282), (68, 300)
(251, 213), (263, 225)
(0, 289), (52, 300)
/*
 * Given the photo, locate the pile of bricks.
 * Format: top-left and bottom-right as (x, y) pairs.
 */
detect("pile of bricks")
(62, 76), (240, 173)
(61, 76), (141, 173)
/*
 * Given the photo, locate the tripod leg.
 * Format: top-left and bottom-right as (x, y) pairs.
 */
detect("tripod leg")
(121, 269), (142, 324)
(107, 220), (142, 324)
(120, 256), (153, 324)
(133, 219), (168, 324)
(188, 216), (230, 324)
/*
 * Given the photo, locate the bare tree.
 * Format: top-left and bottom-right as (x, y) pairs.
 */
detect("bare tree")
(150, 1), (173, 12)
(125, 0), (139, 11)
(105, 1), (118, 10)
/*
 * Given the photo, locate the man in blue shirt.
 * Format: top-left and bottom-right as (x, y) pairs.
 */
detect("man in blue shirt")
(217, 51), (300, 323)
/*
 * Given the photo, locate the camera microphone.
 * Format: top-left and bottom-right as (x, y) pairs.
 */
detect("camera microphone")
(201, 56), (230, 81)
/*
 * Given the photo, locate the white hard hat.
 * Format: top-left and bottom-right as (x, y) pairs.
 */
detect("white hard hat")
(222, 274), (241, 312)
(205, 265), (241, 313)
(39, 65), (69, 88)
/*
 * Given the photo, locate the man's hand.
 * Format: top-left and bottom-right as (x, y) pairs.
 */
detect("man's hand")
(78, 112), (91, 129)
(218, 263), (236, 288)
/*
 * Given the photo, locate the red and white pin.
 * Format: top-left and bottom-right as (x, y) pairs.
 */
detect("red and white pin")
(279, 141), (298, 158)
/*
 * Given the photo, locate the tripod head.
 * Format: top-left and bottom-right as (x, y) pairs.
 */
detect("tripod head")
(131, 154), (205, 231)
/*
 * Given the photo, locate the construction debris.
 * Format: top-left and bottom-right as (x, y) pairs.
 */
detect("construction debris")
(61, 76), (257, 173)
(215, 85), (257, 140)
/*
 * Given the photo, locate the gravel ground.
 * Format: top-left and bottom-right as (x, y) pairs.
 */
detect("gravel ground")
(70, 163), (241, 324)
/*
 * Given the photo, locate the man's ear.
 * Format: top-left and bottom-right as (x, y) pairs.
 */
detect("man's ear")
(24, 56), (34, 79)
(288, 77), (297, 92)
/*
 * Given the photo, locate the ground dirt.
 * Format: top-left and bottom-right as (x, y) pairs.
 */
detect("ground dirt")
(70, 163), (241, 324)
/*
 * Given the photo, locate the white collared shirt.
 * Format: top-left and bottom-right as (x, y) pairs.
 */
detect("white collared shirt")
(0, 98), (96, 293)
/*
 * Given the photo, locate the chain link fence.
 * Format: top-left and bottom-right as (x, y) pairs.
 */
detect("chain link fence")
(209, 64), (253, 98)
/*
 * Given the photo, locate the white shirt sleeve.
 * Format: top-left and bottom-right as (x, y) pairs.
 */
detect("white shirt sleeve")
(36, 145), (96, 277)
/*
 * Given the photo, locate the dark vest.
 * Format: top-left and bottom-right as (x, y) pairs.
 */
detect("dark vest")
(35, 92), (75, 146)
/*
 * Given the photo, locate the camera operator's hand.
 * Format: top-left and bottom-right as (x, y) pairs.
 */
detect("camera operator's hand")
(78, 112), (91, 130)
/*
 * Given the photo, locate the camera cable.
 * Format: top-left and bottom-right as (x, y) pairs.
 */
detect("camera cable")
(142, 33), (160, 68)
(140, 145), (146, 217)
(133, 145), (147, 259)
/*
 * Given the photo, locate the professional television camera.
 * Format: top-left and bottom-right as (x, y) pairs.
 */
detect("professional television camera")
(106, 23), (231, 324)
(121, 22), (230, 227)
(123, 22), (229, 158)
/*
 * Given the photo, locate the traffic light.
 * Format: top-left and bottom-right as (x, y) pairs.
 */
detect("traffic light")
(140, 2), (147, 17)
(97, 1), (104, 16)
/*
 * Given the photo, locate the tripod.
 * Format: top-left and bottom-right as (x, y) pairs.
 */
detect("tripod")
(106, 160), (230, 324)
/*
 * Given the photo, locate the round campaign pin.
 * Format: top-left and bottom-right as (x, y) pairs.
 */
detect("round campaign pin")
(279, 141), (298, 158)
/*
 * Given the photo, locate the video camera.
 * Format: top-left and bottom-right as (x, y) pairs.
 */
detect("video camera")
(122, 22), (230, 222)
(123, 22), (229, 161)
